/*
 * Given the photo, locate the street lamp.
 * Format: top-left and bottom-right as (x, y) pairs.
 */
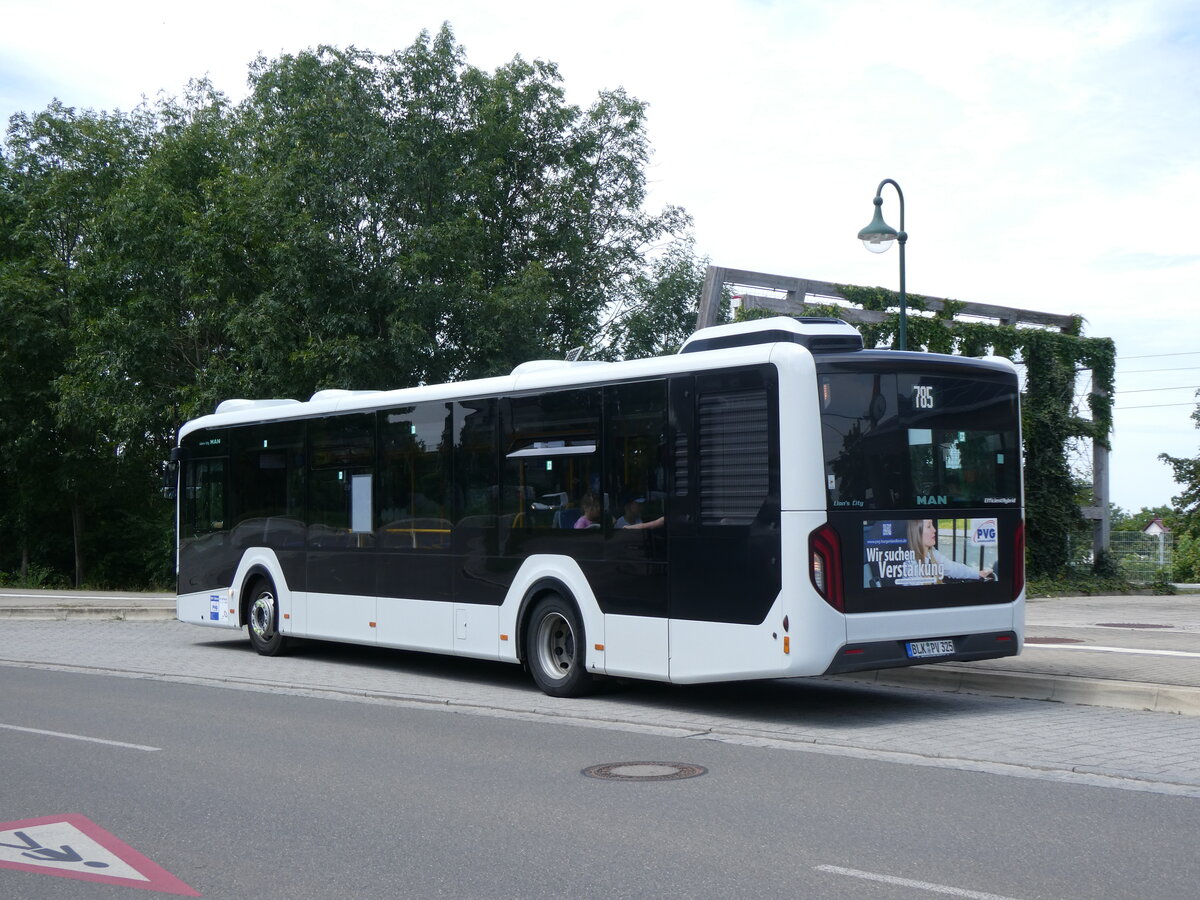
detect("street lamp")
(857, 178), (907, 350)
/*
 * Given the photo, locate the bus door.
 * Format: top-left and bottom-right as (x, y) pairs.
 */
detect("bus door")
(306, 413), (377, 642)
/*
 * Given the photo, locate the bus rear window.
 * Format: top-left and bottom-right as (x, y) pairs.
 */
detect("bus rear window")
(819, 369), (1020, 510)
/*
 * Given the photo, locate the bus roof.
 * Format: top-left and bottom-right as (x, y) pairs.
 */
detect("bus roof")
(177, 317), (1017, 440)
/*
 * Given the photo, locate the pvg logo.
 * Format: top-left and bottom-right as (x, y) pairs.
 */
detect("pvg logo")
(971, 519), (998, 545)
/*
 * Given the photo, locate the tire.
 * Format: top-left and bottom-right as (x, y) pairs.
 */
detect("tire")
(525, 594), (592, 697)
(246, 578), (289, 656)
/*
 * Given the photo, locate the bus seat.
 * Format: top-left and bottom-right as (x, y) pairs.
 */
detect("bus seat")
(553, 508), (582, 529)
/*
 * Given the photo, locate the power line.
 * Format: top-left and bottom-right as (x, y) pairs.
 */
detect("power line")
(1115, 385), (1200, 394)
(1119, 350), (1200, 361)
(1115, 401), (1199, 410)
(1119, 366), (1200, 375)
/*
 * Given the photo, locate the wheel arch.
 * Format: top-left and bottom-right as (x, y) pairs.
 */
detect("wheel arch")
(237, 564), (277, 627)
(229, 549), (289, 630)
(515, 576), (579, 666)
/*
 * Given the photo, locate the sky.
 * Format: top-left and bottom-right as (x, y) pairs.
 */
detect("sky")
(2, 0), (1198, 515)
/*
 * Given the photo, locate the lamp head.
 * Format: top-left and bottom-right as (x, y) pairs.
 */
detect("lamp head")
(858, 195), (897, 253)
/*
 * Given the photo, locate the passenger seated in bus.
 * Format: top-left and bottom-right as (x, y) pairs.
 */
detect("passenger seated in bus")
(615, 495), (643, 528)
(615, 494), (665, 530)
(574, 492), (602, 529)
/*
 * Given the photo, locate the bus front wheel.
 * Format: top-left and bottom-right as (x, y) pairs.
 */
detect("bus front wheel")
(525, 594), (592, 697)
(247, 579), (289, 657)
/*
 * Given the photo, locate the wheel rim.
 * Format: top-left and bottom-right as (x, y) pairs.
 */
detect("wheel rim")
(250, 591), (276, 640)
(533, 611), (576, 682)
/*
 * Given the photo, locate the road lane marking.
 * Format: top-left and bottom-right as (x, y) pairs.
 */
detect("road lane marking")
(0, 723), (160, 752)
(815, 864), (1023, 899)
(1026, 644), (1200, 659)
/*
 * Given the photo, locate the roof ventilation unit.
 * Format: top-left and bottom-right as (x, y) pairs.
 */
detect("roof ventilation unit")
(679, 316), (864, 354)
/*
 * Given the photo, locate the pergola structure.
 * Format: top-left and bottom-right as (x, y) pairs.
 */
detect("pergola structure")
(695, 265), (1111, 556)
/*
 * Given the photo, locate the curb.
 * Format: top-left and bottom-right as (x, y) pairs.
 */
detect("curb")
(836, 666), (1200, 717)
(0, 606), (176, 622)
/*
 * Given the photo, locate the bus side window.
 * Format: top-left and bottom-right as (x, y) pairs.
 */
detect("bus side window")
(308, 414), (375, 549)
(503, 389), (601, 534)
(452, 398), (499, 552)
(379, 403), (453, 550)
(605, 380), (668, 533)
(229, 422), (305, 549)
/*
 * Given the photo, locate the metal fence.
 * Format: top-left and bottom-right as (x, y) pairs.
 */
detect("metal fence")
(1069, 531), (1174, 583)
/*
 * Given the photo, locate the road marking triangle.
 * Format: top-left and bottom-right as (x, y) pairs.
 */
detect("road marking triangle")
(0, 814), (199, 895)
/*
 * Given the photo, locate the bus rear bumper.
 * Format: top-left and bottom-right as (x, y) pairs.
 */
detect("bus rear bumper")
(822, 630), (1019, 675)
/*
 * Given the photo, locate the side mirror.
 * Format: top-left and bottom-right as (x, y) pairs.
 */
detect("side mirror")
(162, 447), (185, 501)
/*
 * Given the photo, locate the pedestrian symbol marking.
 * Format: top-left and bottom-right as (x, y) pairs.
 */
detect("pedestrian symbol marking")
(0, 814), (199, 895)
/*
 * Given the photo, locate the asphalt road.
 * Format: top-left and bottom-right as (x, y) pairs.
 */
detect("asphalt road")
(2, 665), (1199, 900)
(1, 619), (1199, 898)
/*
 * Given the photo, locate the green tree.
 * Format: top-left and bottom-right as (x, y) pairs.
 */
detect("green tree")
(59, 81), (241, 444)
(1160, 391), (1200, 581)
(1161, 394), (1200, 531)
(1109, 504), (1176, 532)
(598, 236), (708, 359)
(226, 26), (689, 394)
(2, 25), (693, 588)
(1172, 531), (1200, 582)
(1, 101), (154, 585)
(0, 143), (60, 580)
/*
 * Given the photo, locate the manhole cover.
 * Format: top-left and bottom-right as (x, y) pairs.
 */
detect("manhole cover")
(1026, 637), (1085, 644)
(582, 762), (707, 782)
(1096, 623), (1172, 629)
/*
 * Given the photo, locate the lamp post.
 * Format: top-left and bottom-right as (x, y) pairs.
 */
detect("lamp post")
(857, 178), (907, 350)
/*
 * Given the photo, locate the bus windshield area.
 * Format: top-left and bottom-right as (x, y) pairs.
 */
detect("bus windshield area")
(818, 369), (1020, 511)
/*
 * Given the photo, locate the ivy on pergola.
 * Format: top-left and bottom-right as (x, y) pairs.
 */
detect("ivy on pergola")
(808, 285), (1117, 578)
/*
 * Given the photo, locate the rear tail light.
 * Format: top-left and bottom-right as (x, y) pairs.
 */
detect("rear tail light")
(810, 523), (844, 612)
(1012, 518), (1026, 600)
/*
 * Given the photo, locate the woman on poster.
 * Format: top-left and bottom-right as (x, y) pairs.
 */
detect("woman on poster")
(901, 518), (994, 585)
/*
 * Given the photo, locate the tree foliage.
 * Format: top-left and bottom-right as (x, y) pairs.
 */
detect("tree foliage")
(1160, 396), (1200, 529)
(597, 235), (708, 359)
(0, 25), (692, 587)
(1159, 392), (1200, 581)
(1, 101), (158, 586)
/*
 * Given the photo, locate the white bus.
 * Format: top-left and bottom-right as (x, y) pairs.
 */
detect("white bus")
(172, 316), (1024, 696)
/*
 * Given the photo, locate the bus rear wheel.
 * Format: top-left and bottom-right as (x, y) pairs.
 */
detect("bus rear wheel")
(525, 594), (592, 697)
(247, 579), (289, 657)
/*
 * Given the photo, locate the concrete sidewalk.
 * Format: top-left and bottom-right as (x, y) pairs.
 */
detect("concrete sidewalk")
(2, 588), (1198, 715)
(841, 593), (1200, 715)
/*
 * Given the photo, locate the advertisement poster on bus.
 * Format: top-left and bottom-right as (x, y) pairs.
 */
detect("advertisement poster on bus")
(862, 517), (999, 588)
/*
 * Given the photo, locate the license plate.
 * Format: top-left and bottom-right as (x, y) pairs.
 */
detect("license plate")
(906, 639), (955, 659)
